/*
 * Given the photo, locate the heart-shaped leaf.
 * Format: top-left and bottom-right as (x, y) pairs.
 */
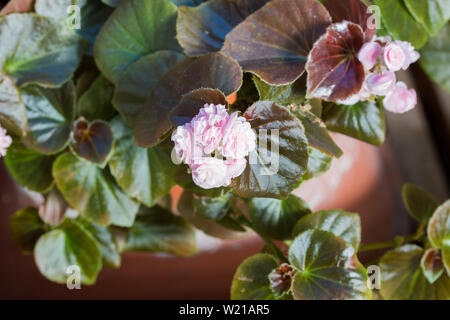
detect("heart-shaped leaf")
(222, 0), (331, 85)
(300, 147), (333, 181)
(178, 190), (247, 239)
(170, 88), (228, 126)
(379, 244), (450, 299)
(77, 217), (121, 268)
(404, 0), (450, 37)
(53, 152), (139, 227)
(70, 119), (113, 165)
(289, 229), (370, 300)
(420, 24), (450, 93)
(323, 0), (376, 40)
(249, 195), (311, 240)
(112, 50), (184, 127)
(34, 218), (102, 285)
(230, 253), (282, 300)
(108, 116), (176, 207)
(421, 248), (445, 284)
(402, 183), (439, 223)
(306, 21), (365, 102)
(0, 13), (85, 87)
(373, 0), (428, 49)
(134, 52), (242, 147)
(427, 199), (450, 249)
(124, 205), (197, 257)
(21, 81), (75, 154)
(10, 207), (46, 254)
(0, 74), (26, 136)
(176, 0), (270, 56)
(94, 0), (181, 83)
(292, 209), (361, 250)
(322, 100), (386, 146)
(77, 75), (116, 121)
(253, 74), (306, 106)
(5, 143), (55, 193)
(231, 101), (309, 199)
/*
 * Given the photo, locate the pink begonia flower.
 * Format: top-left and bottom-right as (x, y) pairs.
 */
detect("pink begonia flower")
(384, 42), (407, 71)
(192, 104), (229, 154)
(222, 112), (256, 159)
(364, 71), (396, 96)
(191, 157), (229, 189)
(0, 125), (12, 157)
(358, 41), (382, 70)
(225, 158), (247, 180)
(171, 123), (201, 165)
(383, 82), (417, 114)
(396, 40), (420, 70)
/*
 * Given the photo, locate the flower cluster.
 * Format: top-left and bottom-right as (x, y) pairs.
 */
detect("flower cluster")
(0, 125), (12, 157)
(172, 104), (256, 189)
(340, 36), (419, 114)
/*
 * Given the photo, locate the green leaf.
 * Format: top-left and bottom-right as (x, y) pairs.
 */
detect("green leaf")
(249, 195), (311, 240)
(34, 218), (102, 285)
(420, 24), (450, 93)
(373, 0), (428, 49)
(53, 152), (139, 227)
(101, 0), (121, 7)
(230, 253), (280, 300)
(427, 199), (450, 249)
(0, 75), (26, 136)
(0, 13), (85, 87)
(124, 205), (197, 257)
(134, 52), (243, 147)
(379, 244), (450, 299)
(77, 75), (115, 121)
(403, 0), (450, 36)
(171, 88), (228, 126)
(176, 0), (270, 56)
(222, 0), (332, 85)
(323, 100), (386, 146)
(21, 81), (75, 154)
(292, 209), (361, 250)
(301, 147), (332, 181)
(178, 190), (247, 239)
(78, 218), (121, 268)
(289, 229), (370, 300)
(421, 248), (445, 284)
(94, 0), (181, 83)
(112, 50), (184, 127)
(70, 119), (114, 165)
(231, 101), (309, 199)
(108, 116), (176, 207)
(10, 207), (46, 253)
(192, 193), (232, 221)
(402, 183), (439, 223)
(5, 143), (55, 193)
(253, 74), (306, 106)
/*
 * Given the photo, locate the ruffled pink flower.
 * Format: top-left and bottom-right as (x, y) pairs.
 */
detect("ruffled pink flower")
(192, 104), (229, 154)
(191, 157), (228, 189)
(171, 123), (201, 165)
(358, 42), (382, 70)
(383, 82), (417, 114)
(222, 112), (256, 159)
(364, 71), (396, 96)
(396, 40), (420, 70)
(384, 42), (407, 71)
(0, 125), (12, 157)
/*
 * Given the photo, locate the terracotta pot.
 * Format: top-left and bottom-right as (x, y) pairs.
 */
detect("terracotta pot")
(0, 134), (401, 299)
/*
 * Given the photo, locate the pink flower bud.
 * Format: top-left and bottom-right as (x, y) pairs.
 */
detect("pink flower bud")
(0, 125), (12, 157)
(191, 157), (229, 189)
(364, 71), (396, 96)
(383, 82), (417, 114)
(358, 42), (382, 70)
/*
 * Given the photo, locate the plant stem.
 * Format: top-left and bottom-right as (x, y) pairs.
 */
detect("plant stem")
(358, 223), (426, 253)
(238, 216), (289, 263)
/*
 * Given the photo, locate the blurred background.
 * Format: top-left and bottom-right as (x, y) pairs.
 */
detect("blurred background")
(0, 0), (449, 299)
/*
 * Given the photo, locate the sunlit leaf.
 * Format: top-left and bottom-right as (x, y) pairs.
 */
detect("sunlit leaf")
(222, 0), (331, 85)
(427, 199), (450, 249)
